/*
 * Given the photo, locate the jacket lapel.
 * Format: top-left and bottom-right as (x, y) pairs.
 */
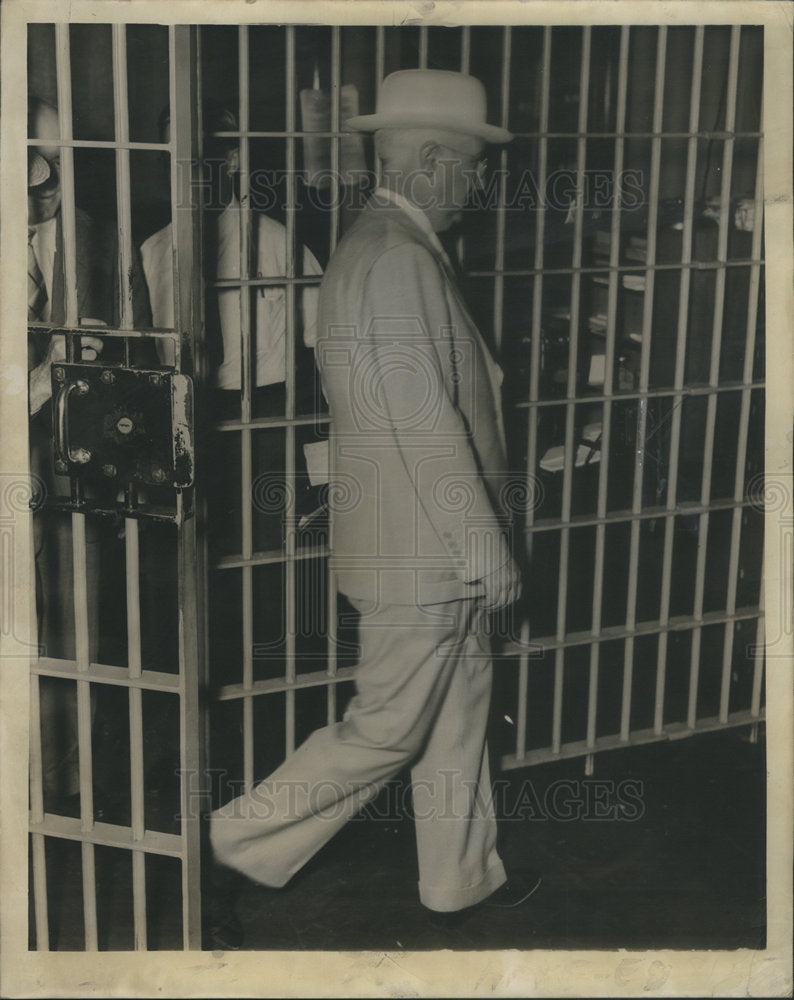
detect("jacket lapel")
(365, 197), (501, 369)
(363, 196), (508, 454)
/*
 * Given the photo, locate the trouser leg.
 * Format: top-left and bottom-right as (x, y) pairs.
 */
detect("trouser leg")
(210, 598), (477, 888)
(410, 601), (506, 911)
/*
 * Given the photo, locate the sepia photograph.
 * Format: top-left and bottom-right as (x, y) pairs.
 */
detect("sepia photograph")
(0, 1), (791, 996)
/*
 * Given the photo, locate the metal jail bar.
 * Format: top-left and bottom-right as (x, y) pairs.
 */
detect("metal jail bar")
(111, 22), (149, 951)
(622, 25), (667, 742)
(654, 26), (705, 739)
(516, 26), (552, 763)
(688, 25), (742, 731)
(552, 26), (592, 757)
(29, 24), (204, 950)
(584, 24), (631, 774)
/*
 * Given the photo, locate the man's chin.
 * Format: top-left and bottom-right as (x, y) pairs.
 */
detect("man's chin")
(29, 192), (61, 224)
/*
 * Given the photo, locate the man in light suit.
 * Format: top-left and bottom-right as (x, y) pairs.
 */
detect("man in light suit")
(209, 70), (536, 947)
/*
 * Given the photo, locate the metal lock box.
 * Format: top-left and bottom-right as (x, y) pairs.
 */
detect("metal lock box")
(50, 363), (194, 488)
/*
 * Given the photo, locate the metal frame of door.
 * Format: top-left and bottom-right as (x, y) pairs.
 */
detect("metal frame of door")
(28, 24), (205, 950)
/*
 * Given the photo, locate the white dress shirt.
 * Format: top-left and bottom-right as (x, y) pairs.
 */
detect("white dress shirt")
(141, 197), (322, 384)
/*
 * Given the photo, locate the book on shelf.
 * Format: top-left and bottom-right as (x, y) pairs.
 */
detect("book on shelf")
(539, 421), (602, 473)
(622, 274), (646, 292)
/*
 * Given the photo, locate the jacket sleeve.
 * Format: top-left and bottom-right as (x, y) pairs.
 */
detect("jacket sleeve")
(359, 241), (510, 584)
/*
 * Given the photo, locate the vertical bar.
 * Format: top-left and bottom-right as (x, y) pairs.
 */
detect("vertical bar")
(621, 26), (666, 741)
(418, 26), (428, 69)
(112, 25), (134, 330)
(749, 543), (765, 741)
(515, 620), (530, 761)
(587, 26), (630, 766)
(750, 613), (764, 718)
(655, 26), (704, 734)
(125, 522), (147, 949)
(168, 25), (182, 346)
(524, 27), (551, 547)
(285, 25), (299, 756)
(491, 27), (511, 354)
(29, 674), (49, 950)
(72, 513), (98, 950)
(329, 27), (342, 255)
(242, 567), (254, 790)
(238, 26), (253, 422)
(687, 25), (741, 730)
(374, 27), (386, 188)
(516, 28), (550, 759)
(552, 27), (591, 756)
(454, 27), (473, 267)
(327, 30), (346, 729)
(326, 573), (338, 725)
(460, 26), (471, 73)
(171, 24), (204, 950)
(236, 26), (256, 789)
(54, 25), (78, 327)
(720, 139), (764, 723)
(323, 25), (340, 722)
(375, 27), (385, 92)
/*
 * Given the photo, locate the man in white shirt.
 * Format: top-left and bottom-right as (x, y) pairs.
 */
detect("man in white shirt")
(141, 103), (323, 553)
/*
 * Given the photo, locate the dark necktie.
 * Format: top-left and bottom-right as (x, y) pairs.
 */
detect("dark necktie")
(28, 229), (48, 321)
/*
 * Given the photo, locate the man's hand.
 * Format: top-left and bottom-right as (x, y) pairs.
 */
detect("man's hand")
(480, 556), (522, 611)
(29, 333), (104, 416)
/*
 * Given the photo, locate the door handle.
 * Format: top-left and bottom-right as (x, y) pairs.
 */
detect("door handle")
(54, 378), (92, 469)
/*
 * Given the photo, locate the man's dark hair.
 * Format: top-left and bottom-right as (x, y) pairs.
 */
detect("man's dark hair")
(156, 99), (239, 154)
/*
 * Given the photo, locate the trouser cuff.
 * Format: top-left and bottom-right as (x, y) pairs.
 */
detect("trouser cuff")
(419, 858), (507, 913)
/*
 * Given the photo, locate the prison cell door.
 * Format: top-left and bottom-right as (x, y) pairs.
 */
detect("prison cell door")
(28, 25), (206, 950)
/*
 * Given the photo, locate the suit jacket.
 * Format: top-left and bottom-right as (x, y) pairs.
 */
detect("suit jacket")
(316, 193), (512, 606)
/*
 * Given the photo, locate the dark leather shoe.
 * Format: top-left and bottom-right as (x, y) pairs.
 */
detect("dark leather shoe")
(427, 869), (542, 928)
(484, 868), (542, 908)
(204, 910), (244, 951)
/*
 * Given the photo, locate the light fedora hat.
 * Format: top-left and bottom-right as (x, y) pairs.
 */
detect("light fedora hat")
(345, 69), (513, 144)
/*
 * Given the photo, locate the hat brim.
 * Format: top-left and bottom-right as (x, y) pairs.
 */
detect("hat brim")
(344, 113), (513, 144)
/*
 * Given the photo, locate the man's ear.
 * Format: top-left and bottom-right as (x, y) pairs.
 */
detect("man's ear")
(226, 146), (240, 176)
